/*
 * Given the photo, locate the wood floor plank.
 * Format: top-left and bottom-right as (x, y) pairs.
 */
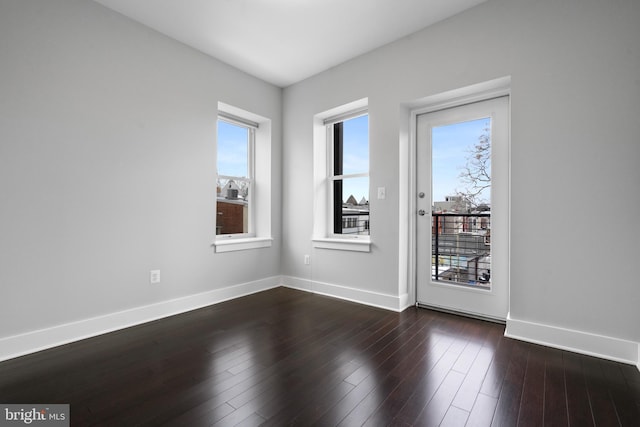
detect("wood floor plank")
(543, 347), (569, 426)
(582, 354), (623, 426)
(391, 335), (465, 425)
(467, 392), (499, 427)
(479, 334), (516, 398)
(337, 315), (437, 426)
(312, 373), (381, 426)
(516, 344), (546, 427)
(253, 314), (399, 426)
(451, 340), (483, 376)
(563, 351), (595, 427)
(317, 311), (436, 425)
(0, 287), (638, 426)
(158, 401), (235, 427)
(490, 340), (528, 427)
(440, 405), (470, 427)
(413, 369), (466, 426)
(450, 345), (495, 412)
(360, 326), (449, 426)
(598, 358), (640, 426)
(262, 380), (356, 427)
(449, 321), (503, 414)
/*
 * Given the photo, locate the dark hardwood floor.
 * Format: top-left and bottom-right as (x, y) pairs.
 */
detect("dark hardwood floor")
(1, 287), (638, 426)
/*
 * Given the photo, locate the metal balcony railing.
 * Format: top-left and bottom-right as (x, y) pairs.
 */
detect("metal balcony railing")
(340, 211), (370, 235)
(432, 212), (491, 288)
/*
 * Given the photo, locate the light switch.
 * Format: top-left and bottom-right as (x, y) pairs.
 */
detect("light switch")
(377, 187), (386, 200)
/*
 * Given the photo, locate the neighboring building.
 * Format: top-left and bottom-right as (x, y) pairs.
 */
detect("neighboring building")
(216, 179), (248, 234)
(432, 196), (491, 285)
(342, 194), (370, 235)
(216, 199), (247, 234)
(433, 195), (470, 213)
(220, 179), (241, 199)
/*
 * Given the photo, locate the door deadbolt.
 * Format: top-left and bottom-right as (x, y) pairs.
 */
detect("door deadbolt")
(418, 209), (426, 216)
(418, 192), (425, 198)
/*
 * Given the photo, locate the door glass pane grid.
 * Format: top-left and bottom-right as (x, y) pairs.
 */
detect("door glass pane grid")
(431, 118), (491, 289)
(432, 213), (490, 289)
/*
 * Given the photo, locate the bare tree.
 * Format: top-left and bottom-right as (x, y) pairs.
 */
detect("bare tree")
(456, 125), (491, 209)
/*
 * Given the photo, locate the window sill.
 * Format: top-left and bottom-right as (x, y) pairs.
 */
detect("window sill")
(213, 237), (273, 253)
(312, 237), (371, 252)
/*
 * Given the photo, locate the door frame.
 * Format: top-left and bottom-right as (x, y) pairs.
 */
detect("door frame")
(400, 76), (511, 318)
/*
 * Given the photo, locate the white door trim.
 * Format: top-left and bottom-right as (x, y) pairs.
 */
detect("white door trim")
(399, 77), (511, 311)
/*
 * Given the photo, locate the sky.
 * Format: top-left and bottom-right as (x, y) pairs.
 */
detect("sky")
(217, 115), (490, 205)
(432, 117), (491, 204)
(340, 114), (369, 202)
(217, 120), (248, 178)
(216, 116), (371, 203)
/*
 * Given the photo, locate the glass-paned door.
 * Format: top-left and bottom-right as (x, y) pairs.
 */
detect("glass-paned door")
(416, 96), (509, 320)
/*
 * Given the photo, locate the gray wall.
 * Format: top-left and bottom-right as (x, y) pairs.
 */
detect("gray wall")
(0, 0), (282, 338)
(1, 0), (638, 355)
(282, 0), (640, 343)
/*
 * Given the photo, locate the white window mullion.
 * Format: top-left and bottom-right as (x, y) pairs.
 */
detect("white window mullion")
(333, 172), (369, 180)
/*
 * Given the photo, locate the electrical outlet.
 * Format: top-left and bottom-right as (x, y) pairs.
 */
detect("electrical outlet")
(150, 270), (161, 284)
(304, 254), (310, 265)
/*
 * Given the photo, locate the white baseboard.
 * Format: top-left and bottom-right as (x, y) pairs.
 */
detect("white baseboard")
(505, 314), (639, 367)
(281, 275), (406, 312)
(398, 293), (413, 312)
(8, 279), (635, 371)
(0, 276), (281, 363)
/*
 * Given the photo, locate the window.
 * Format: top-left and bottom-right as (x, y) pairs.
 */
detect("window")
(312, 98), (371, 252)
(213, 103), (272, 253)
(328, 114), (369, 236)
(216, 117), (254, 237)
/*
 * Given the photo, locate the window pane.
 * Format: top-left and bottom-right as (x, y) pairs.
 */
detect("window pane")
(217, 120), (249, 178)
(341, 115), (368, 175)
(432, 118), (491, 208)
(337, 176), (369, 235)
(431, 117), (491, 288)
(216, 177), (249, 235)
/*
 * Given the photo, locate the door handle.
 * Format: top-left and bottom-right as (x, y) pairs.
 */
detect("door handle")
(418, 209), (426, 216)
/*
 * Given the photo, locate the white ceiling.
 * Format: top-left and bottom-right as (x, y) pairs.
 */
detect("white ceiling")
(93, 0), (486, 88)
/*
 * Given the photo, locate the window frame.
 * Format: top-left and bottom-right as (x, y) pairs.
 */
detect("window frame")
(326, 113), (370, 238)
(312, 98), (371, 252)
(216, 116), (255, 239)
(213, 103), (272, 253)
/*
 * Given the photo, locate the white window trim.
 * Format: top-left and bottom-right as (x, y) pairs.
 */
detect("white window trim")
(312, 98), (371, 252)
(214, 236), (273, 253)
(312, 237), (371, 252)
(213, 102), (272, 253)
